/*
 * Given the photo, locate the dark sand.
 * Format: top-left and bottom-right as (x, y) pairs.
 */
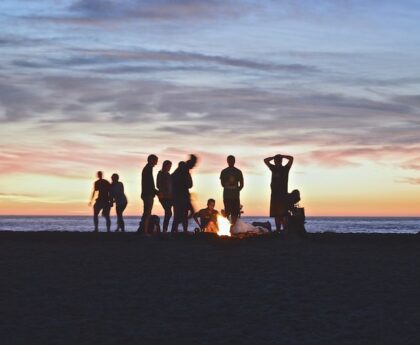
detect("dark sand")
(1, 232), (420, 345)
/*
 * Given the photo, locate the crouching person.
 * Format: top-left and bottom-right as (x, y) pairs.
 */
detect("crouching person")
(193, 199), (219, 233)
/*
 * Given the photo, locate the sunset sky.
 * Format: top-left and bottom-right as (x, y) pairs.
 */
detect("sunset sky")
(0, 0), (419, 216)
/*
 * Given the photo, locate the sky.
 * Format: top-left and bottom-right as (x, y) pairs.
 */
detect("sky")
(0, 0), (419, 216)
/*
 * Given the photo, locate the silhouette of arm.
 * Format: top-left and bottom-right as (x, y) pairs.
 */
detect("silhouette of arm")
(264, 157), (275, 169)
(186, 168), (193, 189)
(239, 170), (244, 191)
(88, 183), (97, 206)
(283, 155), (294, 168)
(193, 212), (202, 229)
(156, 172), (163, 198)
(156, 172), (162, 192)
(109, 186), (115, 206)
(220, 170), (226, 188)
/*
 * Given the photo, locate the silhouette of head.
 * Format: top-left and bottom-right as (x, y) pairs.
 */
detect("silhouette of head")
(227, 155), (235, 167)
(97, 171), (103, 179)
(148, 154), (158, 167)
(162, 160), (172, 172)
(274, 154), (283, 166)
(207, 198), (216, 211)
(111, 173), (119, 183)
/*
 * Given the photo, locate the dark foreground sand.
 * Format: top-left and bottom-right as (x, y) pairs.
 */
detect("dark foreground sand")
(1, 232), (420, 345)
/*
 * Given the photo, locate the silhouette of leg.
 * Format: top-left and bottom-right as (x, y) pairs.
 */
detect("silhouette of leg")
(120, 204), (127, 232)
(225, 199), (240, 225)
(182, 207), (188, 232)
(274, 217), (281, 232)
(282, 215), (289, 231)
(171, 211), (179, 233)
(115, 205), (121, 232)
(223, 199), (231, 221)
(103, 205), (111, 232)
(161, 199), (172, 232)
(141, 197), (153, 235)
(93, 203), (101, 232)
(171, 199), (181, 233)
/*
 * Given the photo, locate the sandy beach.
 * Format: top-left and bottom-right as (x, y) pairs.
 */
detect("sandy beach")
(1, 232), (420, 345)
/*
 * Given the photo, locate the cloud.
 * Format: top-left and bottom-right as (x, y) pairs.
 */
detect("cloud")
(0, 140), (143, 178)
(401, 158), (420, 170)
(397, 177), (420, 185)
(393, 94), (420, 108)
(1, 73), (418, 141)
(300, 146), (420, 168)
(71, 0), (256, 20)
(0, 35), (47, 47)
(10, 48), (319, 75)
(22, 0), (257, 25)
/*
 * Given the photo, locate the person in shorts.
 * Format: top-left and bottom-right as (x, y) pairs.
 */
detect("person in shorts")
(220, 155), (244, 225)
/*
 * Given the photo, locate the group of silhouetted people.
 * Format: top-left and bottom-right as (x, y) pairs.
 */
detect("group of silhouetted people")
(89, 153), (293, 233)
(89, 172), (128, 232)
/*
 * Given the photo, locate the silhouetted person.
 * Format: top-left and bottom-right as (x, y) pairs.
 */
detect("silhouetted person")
(264, 154), (294, 231)
(171, 154), (197, 233)
(193, 198), (219, 233)
(110, 173), (128, 232)
(157, 160), (173, 232)
(139, 154), (158, 234)
(220, 155), (244, 225)
(89, 171), (111, 232)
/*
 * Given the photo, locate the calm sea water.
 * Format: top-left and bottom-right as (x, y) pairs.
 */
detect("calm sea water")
(0, 216), (419, 233)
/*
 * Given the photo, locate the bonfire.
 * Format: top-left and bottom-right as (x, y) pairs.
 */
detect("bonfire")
(216, 215), (231, 237)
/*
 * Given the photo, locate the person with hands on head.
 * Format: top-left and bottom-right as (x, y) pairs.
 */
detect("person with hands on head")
(264, 154), (294, 232)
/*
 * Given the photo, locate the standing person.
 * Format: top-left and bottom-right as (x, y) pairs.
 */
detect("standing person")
(193, 199), (219, 233)
(264, 154), (294, 231)
(110, 173), (128, 232)
(139, 154), (158, 234)
(157, 160), (173, 232)
(220, 155), (244, 225)
(88, 171), (111, 232)
(171, 155), (197, 233)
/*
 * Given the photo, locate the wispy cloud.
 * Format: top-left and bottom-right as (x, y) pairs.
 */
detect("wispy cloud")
(397, 177), (420, 185)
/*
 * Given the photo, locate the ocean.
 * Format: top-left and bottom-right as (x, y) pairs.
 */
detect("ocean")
(0, 216), (419, 233)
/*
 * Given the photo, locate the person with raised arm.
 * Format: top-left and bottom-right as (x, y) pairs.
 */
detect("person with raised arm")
(264, 154), (294, 232)
(220, 155), (244, 225)
(110, 173), (128, 232)
(89, 171), (111, 232)
(171, 154), (197, 233)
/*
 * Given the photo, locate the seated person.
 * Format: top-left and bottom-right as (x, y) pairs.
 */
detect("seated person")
(193, 199), (219, 233)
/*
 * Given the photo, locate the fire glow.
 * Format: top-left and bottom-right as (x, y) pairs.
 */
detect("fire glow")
(217, 215), (231, 237)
